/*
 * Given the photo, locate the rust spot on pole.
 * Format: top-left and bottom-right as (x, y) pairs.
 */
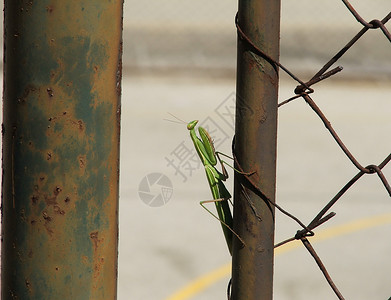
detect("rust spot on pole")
(231, 0), (280, 299)
(2, 0), (123, 298)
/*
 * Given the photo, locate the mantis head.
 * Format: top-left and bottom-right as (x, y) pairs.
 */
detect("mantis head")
(187, 120), (199, 130)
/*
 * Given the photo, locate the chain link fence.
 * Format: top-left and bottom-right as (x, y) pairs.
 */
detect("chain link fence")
(124, 0), (391, 79)
(127, 1), (391, 298)
(228, 1), (390, 298)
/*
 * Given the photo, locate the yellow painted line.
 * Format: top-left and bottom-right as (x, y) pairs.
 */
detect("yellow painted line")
(165, 263), (231, 300)
(165, 212), (391, 300)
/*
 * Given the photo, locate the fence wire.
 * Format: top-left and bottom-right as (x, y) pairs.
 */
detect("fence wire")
(230, 2), (391, 299)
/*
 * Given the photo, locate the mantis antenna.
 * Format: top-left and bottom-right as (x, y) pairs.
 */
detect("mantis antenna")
(163, 112), (187, 124)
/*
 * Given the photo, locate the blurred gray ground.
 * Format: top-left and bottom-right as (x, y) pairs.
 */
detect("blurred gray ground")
(120, 3), (391, 298)
(124, 0), (391, 79)
(120, 74), (391, 300)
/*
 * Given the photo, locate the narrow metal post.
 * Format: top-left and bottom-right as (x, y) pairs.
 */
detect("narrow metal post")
(231, 1), (280, 299)
(2, 1), (123, 299)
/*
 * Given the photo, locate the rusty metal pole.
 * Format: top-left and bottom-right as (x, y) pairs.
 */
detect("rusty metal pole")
(2, 1), (123, 299)
(231, 1), (280, 299)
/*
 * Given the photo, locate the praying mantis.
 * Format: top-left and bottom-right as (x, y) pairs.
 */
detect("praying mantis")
(187, 120), (244, 255)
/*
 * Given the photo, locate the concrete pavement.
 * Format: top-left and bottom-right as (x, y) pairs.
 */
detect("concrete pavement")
(119, 73), (391, 299)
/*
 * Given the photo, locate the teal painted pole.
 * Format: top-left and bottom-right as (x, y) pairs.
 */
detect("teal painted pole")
(2, 1), (123, 299)
(232, 0), (280, 299)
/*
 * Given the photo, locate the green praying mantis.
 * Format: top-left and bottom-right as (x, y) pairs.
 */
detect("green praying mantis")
(184, 118), (309, 256)
(183, 117), (323, 261)
(187, 120), (245, 255)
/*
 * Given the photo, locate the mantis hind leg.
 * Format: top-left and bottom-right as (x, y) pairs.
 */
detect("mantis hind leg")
(199, 198), (246, 250)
